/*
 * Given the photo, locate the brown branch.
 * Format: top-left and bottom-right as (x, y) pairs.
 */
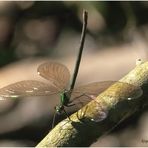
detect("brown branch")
(36, 60), (148, 147)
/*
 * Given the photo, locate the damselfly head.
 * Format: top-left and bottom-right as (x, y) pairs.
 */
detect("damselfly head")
(55, 105), (64, 114)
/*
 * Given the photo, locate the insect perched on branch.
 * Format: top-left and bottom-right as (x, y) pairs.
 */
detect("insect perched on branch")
(0, 10), (143, 127)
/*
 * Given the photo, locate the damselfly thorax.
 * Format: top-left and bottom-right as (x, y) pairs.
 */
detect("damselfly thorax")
(55, 89), (72, 114)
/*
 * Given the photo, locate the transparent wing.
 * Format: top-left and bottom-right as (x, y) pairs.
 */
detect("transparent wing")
(71, 81), (116, 100)
(37, 62), (70, 90)
(66, 81), (142, 122)
(70, 81), (142, 107)
(0, 80), (58, 99)
(65, 81), (117, 118)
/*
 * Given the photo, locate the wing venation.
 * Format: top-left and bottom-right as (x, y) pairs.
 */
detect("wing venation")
(0, 80), (58, 99)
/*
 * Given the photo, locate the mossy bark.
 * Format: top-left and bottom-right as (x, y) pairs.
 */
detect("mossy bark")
(36, 61), (148, 147)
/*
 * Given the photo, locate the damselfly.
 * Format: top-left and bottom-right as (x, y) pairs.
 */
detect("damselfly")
(0, 10), (142, 126)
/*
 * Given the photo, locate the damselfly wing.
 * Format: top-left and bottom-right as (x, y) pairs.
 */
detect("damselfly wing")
(69, 81), (142, 112)
(37, 62), (70, 91)
(0, 62), (143, 116)
(0, 62), (69, 99)
(0, 80), (58, 99)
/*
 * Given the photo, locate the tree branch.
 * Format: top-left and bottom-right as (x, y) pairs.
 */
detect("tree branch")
(36, 60), (148, 147)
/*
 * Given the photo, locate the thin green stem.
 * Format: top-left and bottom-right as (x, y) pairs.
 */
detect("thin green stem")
(69, 10), (88, 91)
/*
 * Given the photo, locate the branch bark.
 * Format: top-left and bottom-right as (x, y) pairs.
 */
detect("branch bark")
(36, 60), (148, 147)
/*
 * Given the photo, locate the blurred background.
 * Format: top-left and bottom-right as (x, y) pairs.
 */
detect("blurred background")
(0, 1), (147, 146)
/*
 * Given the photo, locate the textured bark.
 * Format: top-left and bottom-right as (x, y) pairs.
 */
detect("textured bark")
(36, 60), (148, 147)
